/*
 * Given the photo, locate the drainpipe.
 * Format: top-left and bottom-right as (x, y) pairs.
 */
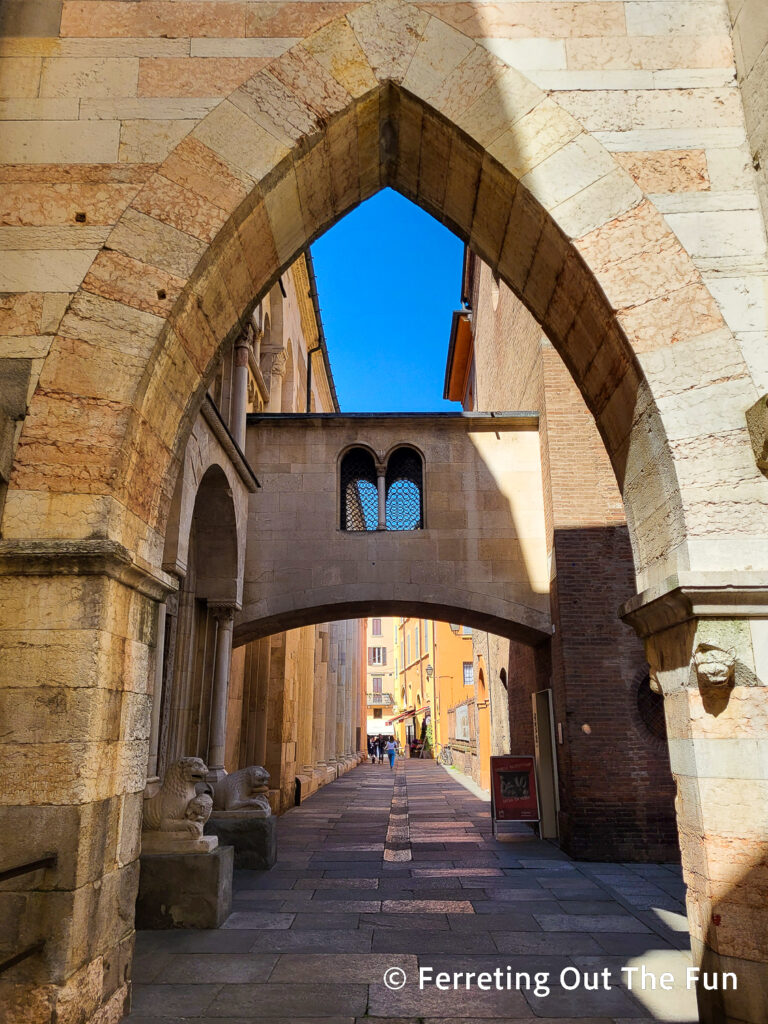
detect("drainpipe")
(306, 343), (321, 413)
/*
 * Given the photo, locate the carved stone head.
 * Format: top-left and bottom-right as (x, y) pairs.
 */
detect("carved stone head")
(185, 792), (213, 826)
(176, 756), (209, 783)
(692, 644), (736, 688)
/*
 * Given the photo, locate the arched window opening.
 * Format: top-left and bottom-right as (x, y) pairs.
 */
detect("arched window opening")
(385, 447), (423, 530)
(340, 448), (378, 531)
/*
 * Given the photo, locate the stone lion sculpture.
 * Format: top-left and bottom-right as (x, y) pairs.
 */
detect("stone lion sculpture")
(692, 643), (736, 688)
(143, 756), (209, 834)
(212, 765), (271, 815)
(184, 793), (214, 838)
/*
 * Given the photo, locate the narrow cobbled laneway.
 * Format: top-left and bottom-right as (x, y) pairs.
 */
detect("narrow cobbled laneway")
(129, 761), (696, 1023)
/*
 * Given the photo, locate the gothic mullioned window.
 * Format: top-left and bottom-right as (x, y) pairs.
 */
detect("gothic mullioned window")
(340, 445), (424, 531)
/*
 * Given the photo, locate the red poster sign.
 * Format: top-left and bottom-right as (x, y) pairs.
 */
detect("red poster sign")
(490, 755), (539, 822)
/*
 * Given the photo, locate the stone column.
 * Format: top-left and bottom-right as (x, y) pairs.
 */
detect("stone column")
(230, 334), (250, 449)
(312, 627), (328, 776)
(376, 465), (386, 529)
(146, 601), (167, 782)
(267, 349), (287, 413)
(622, 577), (768, 1024)
(207, 604), (235, 781)
(254, 637), (271, 766)
(297, 627), (315, 774)
(325, 625), (338, 771)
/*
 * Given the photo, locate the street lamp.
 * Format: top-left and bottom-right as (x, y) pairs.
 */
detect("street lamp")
(426, 664), (434, 680)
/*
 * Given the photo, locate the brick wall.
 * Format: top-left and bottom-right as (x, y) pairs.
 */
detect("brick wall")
(470, 258), (678, 862)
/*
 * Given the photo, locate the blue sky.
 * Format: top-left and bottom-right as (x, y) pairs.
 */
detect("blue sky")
(311, 189), (464, 413)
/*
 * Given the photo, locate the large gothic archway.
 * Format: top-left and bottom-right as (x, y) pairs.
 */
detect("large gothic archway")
(1, 3), (767, 1022)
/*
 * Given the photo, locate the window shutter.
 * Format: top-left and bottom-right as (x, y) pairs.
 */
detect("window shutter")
(368, 648), (373, 665)
(381, 648), (387, 666)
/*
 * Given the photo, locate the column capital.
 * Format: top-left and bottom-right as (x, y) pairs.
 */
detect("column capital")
(208, 602), (237, 624)
(620, 572), (768, 638)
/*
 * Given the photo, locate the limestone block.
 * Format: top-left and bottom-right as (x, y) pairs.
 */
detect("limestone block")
(618, 280), (725, 350)
(0, 181), (141, 228)
(264, 167), (307, 265)
(82, 249), (185, 318)
(424, 1), (626, 39)
(625, 1), (730, 36)
(133, 174), (229, 243)
(81, 97), (219, 120)
(0, 120), (120, 163)
(481, 36), (566, 72)
(119, 118), (196, 164)
(488, 97), (581, 181)
(139, 56), (269, 98)
(615, 149), (709, 193)
(245, 2), (357, 41)
(108, 207), (207, 280)
(565, 34), (734, 72)
(454, 64), (543, 150)
(521, 132), (616, 210)
(40, 56), (138, 98)
(553, 165), (642, 241)
(401, 15), (475, 99)
(665, 209), (767, 260)
(191, 37), (295, 58)
(60, 1), (245, 39)
(347, 0), (429, 82)
(161, 135), (254, 214)
(0, 98), (78, 120)
(303, 18), (377, 98)
(0, 226), (110, 251)
(0, 56), (42, 96)
(193, 98), (289, 181)
(654, 375), (759, 443)
(0, 249), (97, 293)
(576, 199), (699, 310)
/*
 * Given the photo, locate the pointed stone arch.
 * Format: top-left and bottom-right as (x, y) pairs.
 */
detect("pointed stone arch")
(4, 0), (757, 592)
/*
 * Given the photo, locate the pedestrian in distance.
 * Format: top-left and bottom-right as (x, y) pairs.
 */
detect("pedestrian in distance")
(385, 737), (397, 770)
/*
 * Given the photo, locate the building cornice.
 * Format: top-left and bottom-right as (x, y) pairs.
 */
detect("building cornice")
(620, 572), (768, 637)
(201, 395), (260, 492)
(0, 538), (179, 601)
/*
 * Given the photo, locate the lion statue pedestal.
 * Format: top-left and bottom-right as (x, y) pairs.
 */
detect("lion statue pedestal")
(136, 757), (234, 928)
(204, 765), (277, 870)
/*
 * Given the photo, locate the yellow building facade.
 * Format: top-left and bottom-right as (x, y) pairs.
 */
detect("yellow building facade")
(390, 618), (491, 791)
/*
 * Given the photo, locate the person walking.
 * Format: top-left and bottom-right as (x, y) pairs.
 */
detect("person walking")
(385, 737), (397, 770)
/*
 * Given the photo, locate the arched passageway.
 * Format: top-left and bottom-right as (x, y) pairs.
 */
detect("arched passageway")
(1, 3), (767, 1022)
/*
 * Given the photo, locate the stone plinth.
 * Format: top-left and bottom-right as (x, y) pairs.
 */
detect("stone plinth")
(205, 813), (277, 870)
(136, 846), (233, 929)
(141, 832), (218, 855)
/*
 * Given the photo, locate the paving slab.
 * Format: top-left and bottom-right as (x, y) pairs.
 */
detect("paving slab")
(129, 762), (691, 1024)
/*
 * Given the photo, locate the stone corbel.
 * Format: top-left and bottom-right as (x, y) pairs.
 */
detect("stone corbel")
(620, 572), (768, 639)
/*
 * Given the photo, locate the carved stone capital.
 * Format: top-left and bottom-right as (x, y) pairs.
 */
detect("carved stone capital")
(208, 603), (236, 624)
(270, 349), (288, 378)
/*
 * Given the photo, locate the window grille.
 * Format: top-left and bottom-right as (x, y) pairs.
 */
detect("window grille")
(340, 448), (378, 531)
(385, 447), (423, 530)
(463, 661), (474, 686)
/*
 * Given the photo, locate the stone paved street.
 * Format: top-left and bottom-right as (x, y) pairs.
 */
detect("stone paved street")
(128, 762), (697, 1023)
